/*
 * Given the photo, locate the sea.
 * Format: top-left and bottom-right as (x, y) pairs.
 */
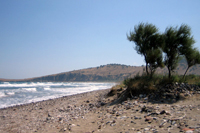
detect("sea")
(0, 82), (116, 109)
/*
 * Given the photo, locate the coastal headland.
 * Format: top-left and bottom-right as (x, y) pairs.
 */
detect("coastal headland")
(1, 62), (200, 82)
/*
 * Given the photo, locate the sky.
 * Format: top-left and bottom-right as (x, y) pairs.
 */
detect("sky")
(0, 0), (200, 79)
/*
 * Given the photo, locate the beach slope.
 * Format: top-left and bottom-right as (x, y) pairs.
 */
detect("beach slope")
(0, 88), (200, 133)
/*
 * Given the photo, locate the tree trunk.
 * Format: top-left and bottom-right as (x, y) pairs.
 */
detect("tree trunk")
(146, 63), (149, 75)
(144, 56), (149, 75)
(182, 66), (190, 79)
(149, 66), (153, 78)
(168, 66), (171, 79)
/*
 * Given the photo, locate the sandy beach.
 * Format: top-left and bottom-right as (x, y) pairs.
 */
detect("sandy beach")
(0, 87), (200, 133)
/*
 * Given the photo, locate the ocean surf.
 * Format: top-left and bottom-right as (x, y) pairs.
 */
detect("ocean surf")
(0, 82), (115, 109)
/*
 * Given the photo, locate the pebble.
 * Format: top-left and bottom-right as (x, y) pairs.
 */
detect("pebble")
(144, 116), (152, 121)
(110, 123), (116, 126)
(185, 131), (193, 133)
(134, 116), (139, 119)
(131, 121), (135, 124)
(144, 128), (149, 131)
(160, 110), (166, 114)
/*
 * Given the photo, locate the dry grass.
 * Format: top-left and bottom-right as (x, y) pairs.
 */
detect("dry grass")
(107, 73), (200, 105)
(107, 84), (125, 97)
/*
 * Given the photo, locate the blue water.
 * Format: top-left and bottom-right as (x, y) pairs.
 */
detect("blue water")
(0, 82), (115, 109)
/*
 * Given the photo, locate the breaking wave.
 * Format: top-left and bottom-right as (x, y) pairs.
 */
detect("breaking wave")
(0, 82), (116, 109)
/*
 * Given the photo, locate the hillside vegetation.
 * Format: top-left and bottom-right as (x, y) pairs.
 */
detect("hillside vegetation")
(1, 62), (200, 82)
(1, 64), (144, 82)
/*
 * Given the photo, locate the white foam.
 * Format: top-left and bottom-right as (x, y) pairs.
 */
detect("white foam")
(6, 92), (15, 95)
(27, 95), (62, 103)
(0, 82), (116, 109)
(0, 82), (70, 88)
(0, 82), (115, 89)
(22, 88), (37, 92)
(44, 87), (51, 90)
(0, 92), (6, 98)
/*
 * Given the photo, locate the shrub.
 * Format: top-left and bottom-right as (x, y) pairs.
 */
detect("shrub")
(117, 73), (200, 101)
(123, 73), (160, 96)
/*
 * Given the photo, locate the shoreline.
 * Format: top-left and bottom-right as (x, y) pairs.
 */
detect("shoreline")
(0, 88), (111, 110)
(0, 88), (111, 133)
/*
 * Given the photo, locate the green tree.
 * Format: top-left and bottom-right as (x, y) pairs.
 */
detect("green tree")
(163, 26), (180, 78)
(146, 48), (164, 77)
(182, 48), (200, 78)
(127, 22), (163, 76)
(163, 24), (197, 78)
(177, 24), (200, 78)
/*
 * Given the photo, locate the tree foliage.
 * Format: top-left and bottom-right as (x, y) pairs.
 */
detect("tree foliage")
(163, 24), (197, 78)
(146, 48), (164, 76)
(176, 24), (200, 78)
(182, 48), (200, 78)
(128, 23), (200, 79)
(163, 26), (181, 78)
(127, 22), (164, 76)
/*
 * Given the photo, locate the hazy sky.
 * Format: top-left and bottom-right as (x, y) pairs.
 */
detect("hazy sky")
(0, 0), (200, 79)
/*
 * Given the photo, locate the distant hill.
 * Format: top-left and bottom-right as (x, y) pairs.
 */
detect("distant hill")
(1, 62), (200, 82)
(0, 64), (144, 82)
(156, 58), (200, 75)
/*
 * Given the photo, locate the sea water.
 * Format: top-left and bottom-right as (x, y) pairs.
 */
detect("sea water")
(0, 82), (116, 109)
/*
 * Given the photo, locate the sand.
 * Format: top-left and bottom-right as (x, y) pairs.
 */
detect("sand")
(0, 88), (200, 133)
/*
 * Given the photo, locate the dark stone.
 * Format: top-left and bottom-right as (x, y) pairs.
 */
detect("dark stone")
(141, 106), (147, 113)
(100, 102), (106, 106)
(89, 104), (94, 108)
(160, 110), (166, 115)
(59, 117), (62, 121)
